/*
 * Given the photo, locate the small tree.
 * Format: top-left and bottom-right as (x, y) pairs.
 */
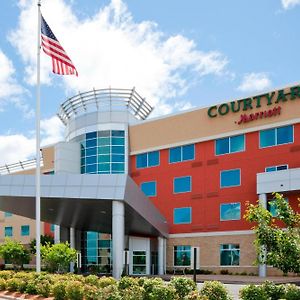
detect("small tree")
(244, 193), (300, 274)
(0, 239), (30, 270)
(40, 242), (77, 273)
(30, 234), (54, 254)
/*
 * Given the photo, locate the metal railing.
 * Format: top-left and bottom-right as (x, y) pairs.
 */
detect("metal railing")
(57, 87), (154, 125)
(0, 157), (44, 175)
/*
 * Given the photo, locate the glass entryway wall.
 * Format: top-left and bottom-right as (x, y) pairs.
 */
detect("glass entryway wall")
(81, 231), (112, 274)
(132, 251), (147, 275)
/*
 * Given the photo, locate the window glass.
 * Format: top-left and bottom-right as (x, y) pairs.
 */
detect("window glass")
(112, 137), (124, 146)
(174, 246), (191, 266)
(132, 251), (147, 275)
(230, 135), (245, 153)
(4, 212), (12, 217)
(86, 164), (97, 173)
(220, 244), (240, 266)
(182, 144), (195, 161)
(277, 165), (288, 171)
(111, 155), (125, 163)
(220, 169), (240, 188)
(98, 130), (110, 137)
(86, 147), (97, 156)
(21, 225), (30, 236)
(86, 132), (97, 139)
(148, 151), (159, 167)
(50, 224), (55, 232)
(86, 156), (97, 165)
(4, 226), (13, 237)
(169, 147), (181, 163)
(141, 181), (156, 197)
(266, 166), (276, 172)
(260, 129), (276, 148)
(111, 163), (124, 172)
(220, 203), (241, 221)
(98, 155), (110, 163)
(98, 138), (110, 146)
(266, 165), (288, 172)
(136, 151), (159, 168)
(86, 138), (97, 148)
(216, 138), (229, 155)
(277, 125), (293, 145)
(174, 207), (192, 224)
(174, 176), (191, 193)
(112, 130), (125, 137)
(136, 153), (147, 168)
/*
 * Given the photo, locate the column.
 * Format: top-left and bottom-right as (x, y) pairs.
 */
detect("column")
(54, 225), (60, 244)
(158, 237), (164, 275)
(112, 200), (125, 279)
(70, 227), (76, 272)
(258, 193), (267, 278)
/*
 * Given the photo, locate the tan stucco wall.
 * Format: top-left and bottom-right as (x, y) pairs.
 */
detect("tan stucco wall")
(129, 85), (300, 153)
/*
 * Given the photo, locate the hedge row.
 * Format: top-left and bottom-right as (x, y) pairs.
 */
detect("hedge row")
(0, 271), (233, 300)
(240, 281), (300, 300)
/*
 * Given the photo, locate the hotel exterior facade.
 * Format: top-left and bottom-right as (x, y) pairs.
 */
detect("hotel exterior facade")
(0, 85), (299, 278)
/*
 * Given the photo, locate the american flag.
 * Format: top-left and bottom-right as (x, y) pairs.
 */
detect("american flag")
(41, 15), (78, 76)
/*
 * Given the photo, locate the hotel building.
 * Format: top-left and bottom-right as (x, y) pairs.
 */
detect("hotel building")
(0, 85), (299, 278)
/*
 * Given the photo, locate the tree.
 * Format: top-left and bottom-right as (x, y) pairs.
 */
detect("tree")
(30, 234), (54, 254)
(0, 239), (30, 270)
(40, 242), (77, 273)
(244, 193), (300, 274)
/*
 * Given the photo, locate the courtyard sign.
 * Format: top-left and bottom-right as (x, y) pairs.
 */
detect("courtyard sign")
(207, 85), (300, 120)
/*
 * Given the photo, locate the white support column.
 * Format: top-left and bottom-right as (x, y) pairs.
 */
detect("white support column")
(163, 238), (167, 274)
(158, 237), (164, 275)
(70, 227), (75, 272)
(112, 200), (125, 279)
(259, 193), (267, 278)
(54, 225), (60, 244)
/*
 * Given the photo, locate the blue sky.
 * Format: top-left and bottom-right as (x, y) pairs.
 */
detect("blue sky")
(0, 0), (300, 164)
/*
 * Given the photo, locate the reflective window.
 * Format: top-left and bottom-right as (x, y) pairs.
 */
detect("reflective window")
(174, 207), (192, 224)
(174, 176), (191, 193)
(220, 203), (241, 221)
(4, 226), (13, 237)
(81, 130), (125, 174)
(260, 125), (293, 148)
(174, 245), (191, 266)
(132, 251), (147, 275)
(169, 144), (195, 163)
(21, 225), (30, 236)
(136, 151), (159, 168)
(265, 164), (288, 172)
(220, 244), (240, 266)
(220, 169), (240, 188)
(216, 134), (245, 155)
(4, 212), (12, 217)
(141, 181), (157, 197)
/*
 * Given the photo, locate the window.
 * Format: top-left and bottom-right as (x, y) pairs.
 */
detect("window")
(136, 151), (159, 168)
(174, 246), (191, 266)
(4, 212), (12, 217)
(268, 198), (289, 217)
(21, 225), (30, 236)
(174, 207), (192, 224)
(220, 244), (240, 266)
(216, 134), (245, 155)
(141, 181), (157, 197)
(265, 164), (288, 172)
(169, 144), (195, 163)
(174, 176), (191, 193)
(132, 251), (147, 275)
(220, 169), (240, 188)
(50, 224), (55, 232)
(81, 130), (125, 174)
(4, 227), (13, 237)
(220, 203), (241, 221)
(260, 125), (293, 148)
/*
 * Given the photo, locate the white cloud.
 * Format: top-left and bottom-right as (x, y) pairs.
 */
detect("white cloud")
(0, 115), (64, 166)
(10, 0), (229, 116)
(237, 72), (272, 93)
(281, 0), (300, 9)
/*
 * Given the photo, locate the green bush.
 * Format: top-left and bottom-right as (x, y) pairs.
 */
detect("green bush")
(36, 279), (51, 297)
(65, 281), (84, 300)
(239, 284), (269, 300)
(0, 278), (6, 291)
(170, 277), (197, 299)
(99, 284), (122, 300)
(262, 281), (285, 300)
(84, 274), (99, 286)
(25, 279), (38, 295)
(120, 285), (145, 300)
(0, 271), (14, 280)
(200, 281), (232, 300)
(52, 281), (67, 300)
(98, 276), (117, 288)
(84, 284), (101, 300)
(184, 291), (209, 300)
(284, 284), (300, 300)
(5, 277), (24, 292)
(149, 284), (177, 300)
(142, 277), (164, 300)
(118, 276), (139, 290)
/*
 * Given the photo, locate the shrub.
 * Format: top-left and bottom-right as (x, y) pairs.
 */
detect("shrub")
(25, 279), (38, 295)
(36, 279), (51, 297)
(84, 274), (99, 286)
(118, 276), (139, 290)
(142, 277), (164, 300)
(170, 277), (197, 299)
(262, 281), (285, 300)
(99, 284), (122, 300)
(149, 284), (177, 300)
(98, 276), (117, 288)
(52, 281), (67, 300)
(84, 284), (101, 300)
(0, 278), (6, 291)
(120, 285), (145, 300)
(0, 270), (14, 280)
(184, 291), (209, 300)
(284, 284), (300, 300)
(239, 284), (269, 300)
(200, 281), (232, 300)
(5, 277), (24, 292)
(65, 281), (84, 300)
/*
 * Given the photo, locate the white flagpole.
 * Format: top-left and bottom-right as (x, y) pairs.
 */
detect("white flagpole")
(36, 0), (41, 273)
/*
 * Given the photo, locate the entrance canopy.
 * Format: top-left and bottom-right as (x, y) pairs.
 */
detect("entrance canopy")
(0, 174), (168, 237)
